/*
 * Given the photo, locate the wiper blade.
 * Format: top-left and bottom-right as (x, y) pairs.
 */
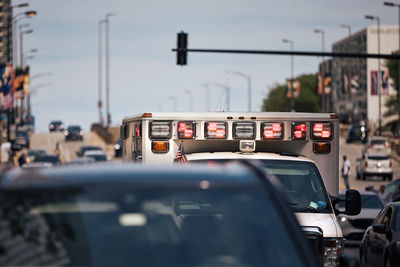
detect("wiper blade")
(289, 202), (321, 212)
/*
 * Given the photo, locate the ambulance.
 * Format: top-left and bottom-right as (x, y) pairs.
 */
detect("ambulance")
(121, 112), (361, 267)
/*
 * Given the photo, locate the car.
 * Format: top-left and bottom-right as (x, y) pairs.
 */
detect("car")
(21, 162), (53, 169)
(385, 179), (400, 200)
(49, 120), (65, 132)
(356, 152), (393, 181)
(76, 145), (103, 157)
(13, 130), (30, 150)
(65, 125), (84, 141)
(360, 202), (400, 267)
(27, 148), (46, 162)
(114, 138), (122, 157)
(84, 150), (108, 162)
(0, 162), (318, 267)
(337, 190), (384, 245)
(65, 157), (96, 166)
(362, 136), (391, 156)
(346, 123), (369, 143)
(33, 154), (61, 166)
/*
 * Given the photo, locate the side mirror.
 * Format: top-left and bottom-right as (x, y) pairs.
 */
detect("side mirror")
(372, 224), (386, 234)
(332, 190), (361, 216)
(344, 190), (361, 215)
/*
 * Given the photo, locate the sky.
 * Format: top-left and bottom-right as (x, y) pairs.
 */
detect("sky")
(11, 0), (399, 132)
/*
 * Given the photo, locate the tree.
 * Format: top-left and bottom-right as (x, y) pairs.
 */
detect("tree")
(262, 73), (320, 112)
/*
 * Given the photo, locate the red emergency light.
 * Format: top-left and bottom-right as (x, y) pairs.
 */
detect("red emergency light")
(292, 122), (307, 140)
(178, 121), (196, 139)
(261, 122), (284, 140)
(205, 122), (227, 139)
(311, 122), (333, 140)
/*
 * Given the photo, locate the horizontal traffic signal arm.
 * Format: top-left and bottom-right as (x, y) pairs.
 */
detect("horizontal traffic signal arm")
(172, 48), (400, 59)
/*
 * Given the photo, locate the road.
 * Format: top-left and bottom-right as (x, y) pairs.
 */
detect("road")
(29, 131), (114, 163)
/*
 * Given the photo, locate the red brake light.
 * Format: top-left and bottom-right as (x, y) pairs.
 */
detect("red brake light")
(365, 161), (368, 168)
(292, 122), (307, 140)
(385, 142), (390, 148)
(390, 160), (392, 168)
(178, 121), (196, 139)
(261, 122), (284, 140)
(311, 122), (333, 140)
(205, 122), (227, 139)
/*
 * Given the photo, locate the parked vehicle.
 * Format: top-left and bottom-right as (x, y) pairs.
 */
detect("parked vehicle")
(360, 202), (400, 266)
(13, 130), (30, 150)
(356, 153), (393, 181)
(362, 136), (391, 156)
(346, 123), (368, 143)
(33, 154), (61, 166)
(27, 148), (46, 162)
(49, 120), (65, 132)
(337, 190), (384, 245)
(76, 145), (103, 157)
(84, 150), (107, 162)
(0, 162), (318, 267)
(65, 125), (84, 141)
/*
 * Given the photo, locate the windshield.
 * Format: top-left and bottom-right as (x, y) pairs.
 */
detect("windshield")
(192, 159), (331, 213)
(34, 156), (59, 164)
(0, 185), (306, 267)
(368, 156), (389, 161)
(16, 131), (28, 137)
(88, 154), (107, 162)
(68, 126), (81, 131)
(371, 140), (387, 145)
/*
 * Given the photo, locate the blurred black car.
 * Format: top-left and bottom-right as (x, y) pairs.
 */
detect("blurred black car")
(114, 138), (122, 157)
(76, 145), (103, 157)
(33, 154), (60, 166)
(346, 123), (368, 143)
(65, 125), (84, 141)
(27, 148), (46, 162)
(13, 130), (30, 150)
(49, 120), (65, 132)
(0, 163), (318, 267)
(360, 202), (400, 266)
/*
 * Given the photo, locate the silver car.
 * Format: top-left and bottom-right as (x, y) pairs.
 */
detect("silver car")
(362, 136), (391, 156)
(338, 190), (384, 245)
(356, 153), (393, 181)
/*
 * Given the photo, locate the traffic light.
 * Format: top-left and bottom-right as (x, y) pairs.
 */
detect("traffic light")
(177, 31), (188, 65)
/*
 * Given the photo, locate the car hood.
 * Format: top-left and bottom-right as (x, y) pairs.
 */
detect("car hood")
(340, 208), (381, 220)
(295, 212), (342, 238)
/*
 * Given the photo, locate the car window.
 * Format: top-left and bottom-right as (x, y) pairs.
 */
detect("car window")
(0, 185), (306, 266)
(375, 208), (387, 225)
(371, 140), (386, 145)
(368, 156), (389, 161)
(16, 131), (28, 137)
(385, 183), (398, 195)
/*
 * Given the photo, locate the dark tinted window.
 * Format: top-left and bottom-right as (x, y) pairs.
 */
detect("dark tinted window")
(371, 140), (386, 145)
(87, 154), (107, 162)
(34, 155), (60, 164)
(368, 156), (389, 161)
(16, 131), (28, 137)
(0, 184), (306, 267)
(68, 126), (81, 131)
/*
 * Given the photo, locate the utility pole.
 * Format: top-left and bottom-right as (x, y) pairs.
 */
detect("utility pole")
(98, 19), (106, 126)
(105, 13), (115, 128)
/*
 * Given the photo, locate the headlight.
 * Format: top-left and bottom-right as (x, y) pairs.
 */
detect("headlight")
(64, 131), (69, 136)
(324, 238), (343, 267)
(80, 130), (84, 136)
(114, 144), (121, 150)
(339, 216), (347, 223)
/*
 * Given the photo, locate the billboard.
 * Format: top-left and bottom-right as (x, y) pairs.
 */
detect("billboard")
(370, 70), (390, 96)
(0, 63), (14, 109)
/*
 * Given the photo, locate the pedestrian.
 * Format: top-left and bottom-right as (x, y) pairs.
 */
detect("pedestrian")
(365, 184), (375, 192)
(393, 184), (400, 202)
(377, 184), (391, 205)
(17, 153), (27, 167)
(341, 155), (351, 190)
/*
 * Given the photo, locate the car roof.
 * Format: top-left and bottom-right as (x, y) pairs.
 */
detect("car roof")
(84, 150), (106, 156)
(339, 190), (379, 196)
(0, 163), (264, 189)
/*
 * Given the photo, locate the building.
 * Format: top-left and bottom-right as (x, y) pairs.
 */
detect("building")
(0, 0), (12, 64)
(331, 26), (399, 128)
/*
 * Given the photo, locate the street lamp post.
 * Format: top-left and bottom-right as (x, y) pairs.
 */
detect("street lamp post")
(98, 19), (106, 126)
(105, 13), (116, 128)
(365, 15), (382, 136)
(13, 10), (36, 67)
(8, 3), (29, 63)
(282, 39), (295, 111)
(29, 72), (51, 121)
(341, 24), (352, 121)
(184, 90), (193, 111)
(225, 71), (251, 112)
(384, 2), (400, 135)
(314, 29), (326, 112)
